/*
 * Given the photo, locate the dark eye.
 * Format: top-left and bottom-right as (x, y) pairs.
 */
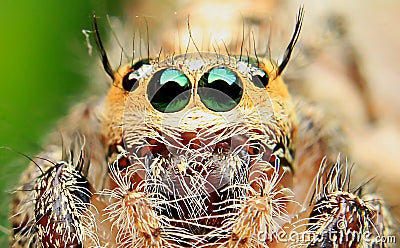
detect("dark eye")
(132, 58), (150, 70)
(252, 69), (269, 88)
(147, 68), (191, 113)
(122, 59), (152, 91)
(122, 70), (140, 91)
(198, 67), (243, 112)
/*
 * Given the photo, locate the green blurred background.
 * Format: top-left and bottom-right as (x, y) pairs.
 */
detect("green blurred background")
(0, 1), (123, 245)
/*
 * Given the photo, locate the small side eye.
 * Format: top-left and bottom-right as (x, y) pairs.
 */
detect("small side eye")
(147, 68), (191, 113)
(132, 58), (150, 70)
(198, 67), (243, 112)
(122, 71), (139, 92)
(122, 59), (152, 92)
(252, 69), (269, 88)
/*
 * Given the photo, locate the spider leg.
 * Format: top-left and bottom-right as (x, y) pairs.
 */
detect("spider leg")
(10, 138), (99, 247)
(290, 158), (394, 248)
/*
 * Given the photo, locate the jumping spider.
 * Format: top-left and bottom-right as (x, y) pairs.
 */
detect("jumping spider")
(9, 5), (394, 248)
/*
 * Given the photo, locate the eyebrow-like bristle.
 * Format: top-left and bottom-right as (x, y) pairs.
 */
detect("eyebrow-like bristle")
(93, 13), (114, 81)
(277, 6), (304, 75)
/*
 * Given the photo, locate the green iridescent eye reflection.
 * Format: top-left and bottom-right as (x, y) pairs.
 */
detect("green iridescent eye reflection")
(198, 67), (243, 112)
(147, 68), (191, 113)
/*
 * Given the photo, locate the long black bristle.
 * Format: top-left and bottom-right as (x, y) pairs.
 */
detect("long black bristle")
(277, 6), (304, 75)
(93, 13), (114, 80)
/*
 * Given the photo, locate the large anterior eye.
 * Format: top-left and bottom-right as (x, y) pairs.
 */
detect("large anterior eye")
(198, 67), (243, 112)
(147, 68), (191, 113)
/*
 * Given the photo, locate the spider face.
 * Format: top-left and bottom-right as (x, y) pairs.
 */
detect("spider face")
(101, 53), (295, 239)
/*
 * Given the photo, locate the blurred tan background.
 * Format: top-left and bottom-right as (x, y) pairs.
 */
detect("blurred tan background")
(0, 0), (399, 246)
(289, 0), (400, 221)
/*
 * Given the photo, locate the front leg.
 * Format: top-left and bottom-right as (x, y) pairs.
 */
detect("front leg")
(291, 159), (395, 248)
(10, 100), (106, 247)
(10, 141), (99, 247)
